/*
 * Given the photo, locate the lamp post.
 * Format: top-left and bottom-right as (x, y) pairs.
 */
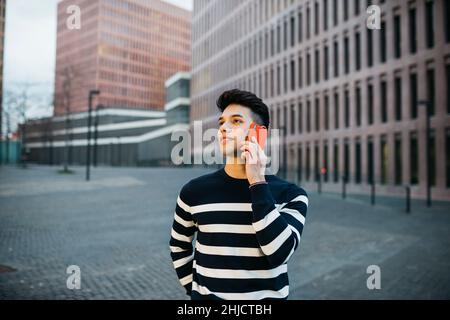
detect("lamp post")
(86, 90), (100, 181)
(418, 100), (432, 207)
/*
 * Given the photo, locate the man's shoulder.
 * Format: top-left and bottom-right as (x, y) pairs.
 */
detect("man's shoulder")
(179, 169), (221, 198)
(266, 175), (308, 199)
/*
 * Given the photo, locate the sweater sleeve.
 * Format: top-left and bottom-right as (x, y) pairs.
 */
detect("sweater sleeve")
(250, 182), (308, 267)
(169, 183), (197, 296)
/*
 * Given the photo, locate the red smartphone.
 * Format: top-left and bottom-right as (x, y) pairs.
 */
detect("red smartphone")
(246, 122), (267, 149)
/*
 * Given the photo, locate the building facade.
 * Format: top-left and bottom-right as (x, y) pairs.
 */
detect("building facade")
(0, 0), (6, 140)
(191, 0), (450, 200)
(54, 0), (191, 115)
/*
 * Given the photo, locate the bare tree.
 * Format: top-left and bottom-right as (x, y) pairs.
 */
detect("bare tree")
(55, 64), (83, 172)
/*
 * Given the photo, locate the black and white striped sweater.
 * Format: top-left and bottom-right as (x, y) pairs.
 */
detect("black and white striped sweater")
(169, 167), (309, 300)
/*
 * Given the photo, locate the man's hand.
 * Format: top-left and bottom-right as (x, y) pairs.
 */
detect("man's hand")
(240, 136), (268, 184)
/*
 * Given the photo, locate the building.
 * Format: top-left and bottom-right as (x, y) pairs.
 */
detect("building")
(54, 0), (191, 115)
(24, 72), (191, 166)
(0, 0), (6, 141)
(191, 0), (450, 200)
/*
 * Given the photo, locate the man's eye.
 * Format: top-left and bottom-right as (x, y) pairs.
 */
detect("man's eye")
(233, 119), (243, 124)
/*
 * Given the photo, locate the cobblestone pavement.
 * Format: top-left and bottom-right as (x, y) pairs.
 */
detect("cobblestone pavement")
(0, 165), (449, 299)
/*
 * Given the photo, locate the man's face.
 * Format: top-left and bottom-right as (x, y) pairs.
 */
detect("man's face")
(217, 104), (254, 158)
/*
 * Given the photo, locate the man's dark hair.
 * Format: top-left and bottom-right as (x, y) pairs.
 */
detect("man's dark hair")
(216, 89), (270, 128)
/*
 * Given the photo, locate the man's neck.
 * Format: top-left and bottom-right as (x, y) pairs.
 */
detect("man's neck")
(224, 159), (247, 180)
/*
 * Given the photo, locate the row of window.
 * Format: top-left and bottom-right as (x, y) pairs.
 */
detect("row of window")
(193, 0), (449, 74)
(268, 64), (448, 135)
(289, 128), (450, 188)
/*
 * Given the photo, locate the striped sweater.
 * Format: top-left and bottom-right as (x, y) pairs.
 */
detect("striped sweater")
(169, 167), (309, 300)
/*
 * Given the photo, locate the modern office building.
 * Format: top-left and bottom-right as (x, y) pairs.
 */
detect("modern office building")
(191, 0), (450, 200)
(23, 72), (191, 166)
(0, 0), (6, 140)
(54, 0), (191, 115)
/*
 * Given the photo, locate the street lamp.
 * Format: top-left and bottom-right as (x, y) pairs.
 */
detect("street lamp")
(86, 90), (100, 181)
(418, 100), (432, 207)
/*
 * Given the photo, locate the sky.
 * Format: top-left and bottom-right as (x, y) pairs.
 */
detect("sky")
(3, 0), (193, 122)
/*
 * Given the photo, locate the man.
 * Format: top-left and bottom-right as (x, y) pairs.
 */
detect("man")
(169, 89), (309, 300)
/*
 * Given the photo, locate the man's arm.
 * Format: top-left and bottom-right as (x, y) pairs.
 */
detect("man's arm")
(169, 185), (196, 296)
(250, 183), (308, 267)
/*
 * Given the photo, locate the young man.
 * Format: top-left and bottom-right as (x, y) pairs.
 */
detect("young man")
(169, 89), (309, 300)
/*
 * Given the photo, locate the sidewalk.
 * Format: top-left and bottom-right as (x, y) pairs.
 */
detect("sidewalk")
(0, 165), (449, 299)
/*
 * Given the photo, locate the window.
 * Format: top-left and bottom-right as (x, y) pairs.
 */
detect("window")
(334, 91), (340, 129)
(380, 135), (388, 184)
(333, 141), (339, 182)
(323, 0), (328, 31)
(298, 102), (303, 133)
(425, 0), (434, 49)
(367, 138), (374, 183)
(344, 88), (350, 127)
(290, 15), (295, 47)
(344, 35), (349, 74)
(368, 83), (374, 124)
(356, 86), (361, 126)
(355, 30), (361, 71)
(333, 0), (338, 26)
(290, 104), (295, 134)
(395, 75), (402, 121)
(380, 20), (387, 63)
(427, 67), (435, 115)
(343, 0), (349, 21)
(290, 59), (295, 91)
(355, 140), (361, 183)
(367, 28), (373, 67)
(324, 94), (329, 131)
(410, 72), (418, 118)
(298, 11), (303, 43)
(381, 80), (387, 123)
(314, 1), (319, 35)
(315, 97), (320, 131)
(354, 0), (360, 16)
(307, 99), (311, 132)
(395, 134), (402, 185)
(430, 130), (436, 186)
(324, 44), (329, 80)
(314, 143), (319, 181)
(410, 132), (418, 184)
(306, 5), (310, 39)
(334, 40), (339, 77)
(306, 52), (311, 85)
(447, 65), (450, 114)
(315, 49), (320, 83)
(394, 14), (401, 58)
(284, 62), (288, 93)
(409, 7), (417, 53)
(298, 55), (303, 88)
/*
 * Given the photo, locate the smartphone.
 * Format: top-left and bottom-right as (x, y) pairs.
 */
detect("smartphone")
(246, 122), (267, 149)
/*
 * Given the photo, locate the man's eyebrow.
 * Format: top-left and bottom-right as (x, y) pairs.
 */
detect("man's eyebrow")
(218, 114), (244, 121)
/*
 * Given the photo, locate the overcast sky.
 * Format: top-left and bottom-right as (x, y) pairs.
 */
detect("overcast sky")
(3, 0), (193, 117)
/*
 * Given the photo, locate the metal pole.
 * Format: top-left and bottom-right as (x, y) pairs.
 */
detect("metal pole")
(93, 105), (102, 167)
(86, 90), (100, 181)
